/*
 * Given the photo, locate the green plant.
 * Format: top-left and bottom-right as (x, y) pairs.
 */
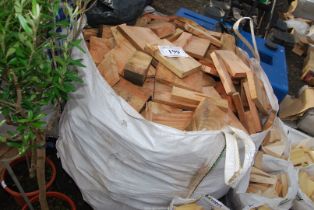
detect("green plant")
(0, 0), (91, 209)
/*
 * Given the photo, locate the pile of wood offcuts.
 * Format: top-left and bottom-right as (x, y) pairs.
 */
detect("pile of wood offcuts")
(83, 14), (275, 134)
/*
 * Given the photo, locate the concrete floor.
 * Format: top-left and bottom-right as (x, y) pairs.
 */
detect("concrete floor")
(152, 0), (306, 96)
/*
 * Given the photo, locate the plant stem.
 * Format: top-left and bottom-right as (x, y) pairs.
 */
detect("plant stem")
(29, 145), (37, 178)
(36, 132), (49, 210)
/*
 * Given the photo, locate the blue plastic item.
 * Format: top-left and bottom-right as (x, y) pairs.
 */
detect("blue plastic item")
(176, 8), (288, 102)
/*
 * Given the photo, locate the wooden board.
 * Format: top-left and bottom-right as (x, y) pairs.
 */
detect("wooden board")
(124, 51), (152, 86)
(153, 82), (197, 110)
(175, 19), (222, 47)
(262, 141), (285, 158)
(232, 92), (248, 130)
(83, 28), (98, 41)
(171, 86), (229, 111)
(173, 32), (192, 47)
(99, 27), (137, 76)
(142, 102), (193, 130)
(89, 36), (111, 65)
(216, 50), (251, 78)
(210, 52), (236, 95)
(103, 37), (115, 49)
(244, 70), (258, 100)
(184, 36), (211, 59)
(242, 79), (262, 133)
(102, 25), (113, 38)
(201, 64), (219, 77)
(142, 78), (155, 97)
(113, 78), (150, 112)
(202, 73), (216, 87)
(117, 24), (162, 51)
(187, 98), (245, 131)
(155, 63), (203, 92)
(250, 174), (277, 185)
(97, 53), (120, 86)
(175, 17), (222, 38)
(166, 28), (184, 42)
(145, 42), (202, 79)
(252, 72), (272, 115)
(147, 21), (176, 38)
(221, 33), (236, 52)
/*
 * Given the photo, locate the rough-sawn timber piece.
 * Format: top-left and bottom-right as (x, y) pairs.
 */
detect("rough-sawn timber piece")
(124, 51), (152, 86)
(216, 50), (251, 78)
(113, 78), (150, 112)
(153, 82), (197, 110)
(147, 21), (176, 38)
(184, 36), (211, 59)
(89, 36), (111, 65)
(142, 102), (193, 130)
(155, 64), (203, 92)
(145, 43), (202, 78)
(117, 24), (162, 51)
(210, 52), (236, 95)
(171, 86), (229, 111)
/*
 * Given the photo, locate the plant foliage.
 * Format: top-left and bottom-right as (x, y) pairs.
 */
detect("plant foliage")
(0, 0), (88, 153)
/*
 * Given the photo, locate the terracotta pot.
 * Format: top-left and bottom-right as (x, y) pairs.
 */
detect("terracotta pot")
(22, 191), (76, 210)
(0, 156), (56, 206)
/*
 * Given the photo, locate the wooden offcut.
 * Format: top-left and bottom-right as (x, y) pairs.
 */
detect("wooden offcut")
(83, 28), (98, 41)
(153, 82), (197, 110)
(89, 36), (111, 65)
(173, 32), (193, 47)
(252, 72), (272, 115)
(118, 24), (162, 51)
(216, 50), (250, 78)
(221, 33), (236, 52)
(147, 21), (176, 38)
(210, 52), (236, 95)
(155, 64), (203, 92)
(145, 43), (202, 78)
(187, 98), (245, 131)
(166, 28), (184, 41)
(242, 79), (262, 133)
(184, 36), (211, 59)
(124, 51), (152, 86)
(113, 78), (150, 112)
(171, 86), (229, 111)
(102, 25), (113, 38)
(142, 101), (193, 130)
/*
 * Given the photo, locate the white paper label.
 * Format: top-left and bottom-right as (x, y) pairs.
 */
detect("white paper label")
(158, 45), (189, 58)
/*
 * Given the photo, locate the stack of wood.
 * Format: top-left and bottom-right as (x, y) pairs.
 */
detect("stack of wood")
(260, 129), (286, 159)
(299, 171), (314, 202)
(247, 167), (289, 198)
(83, 14), (275, 134)
(290, 144), (314, 167)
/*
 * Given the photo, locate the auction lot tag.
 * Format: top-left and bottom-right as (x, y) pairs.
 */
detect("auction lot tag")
(158, 45), (189, 58)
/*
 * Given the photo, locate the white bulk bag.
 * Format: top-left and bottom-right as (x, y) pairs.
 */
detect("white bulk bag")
(56, 27), (279, 209)
(229, 155), (298, 210)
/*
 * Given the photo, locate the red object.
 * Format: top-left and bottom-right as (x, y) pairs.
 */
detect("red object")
(22, 191), (76, 210)
(0, 156), (56, 206)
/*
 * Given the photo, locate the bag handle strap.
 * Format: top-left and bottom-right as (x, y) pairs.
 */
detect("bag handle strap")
(224, 128), (256, 187)
(233, 17), (260, 62)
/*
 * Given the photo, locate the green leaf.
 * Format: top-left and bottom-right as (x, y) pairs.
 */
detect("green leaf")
(6, 141), (22, 148)
(69, 59), (85, 67)
(6, 47), (16, 58)
(17, 15), (32, 35)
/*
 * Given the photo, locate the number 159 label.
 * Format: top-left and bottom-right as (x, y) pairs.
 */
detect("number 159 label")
(158, 45), (189, 58)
